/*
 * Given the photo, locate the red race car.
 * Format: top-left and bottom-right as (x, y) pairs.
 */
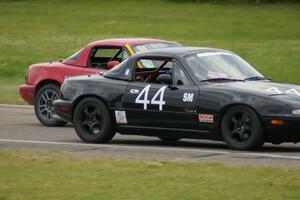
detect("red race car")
(19, 38), (181, 126)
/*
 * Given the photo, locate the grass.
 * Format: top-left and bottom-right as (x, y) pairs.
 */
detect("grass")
(0, 0), (300, 104)
(0, 77), (24, 104)
(0, 150), (299, 200)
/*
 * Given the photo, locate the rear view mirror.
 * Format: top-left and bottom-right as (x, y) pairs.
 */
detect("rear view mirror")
(156, 74), (172, 85)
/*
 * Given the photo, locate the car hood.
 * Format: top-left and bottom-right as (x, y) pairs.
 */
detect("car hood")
(203, 80), (300, 104)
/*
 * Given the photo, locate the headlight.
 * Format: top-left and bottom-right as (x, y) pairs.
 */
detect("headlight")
(292, 109), (300, 115)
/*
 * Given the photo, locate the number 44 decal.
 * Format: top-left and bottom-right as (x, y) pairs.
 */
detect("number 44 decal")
(135, 85), (167, 111)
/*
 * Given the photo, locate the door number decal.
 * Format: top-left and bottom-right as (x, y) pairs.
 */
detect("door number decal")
(135, 85), (167, 111)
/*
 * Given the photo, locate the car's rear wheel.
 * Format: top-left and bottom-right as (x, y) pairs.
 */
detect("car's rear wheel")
(221, 106), (264, 150)
(34, 84), (67, 127)
(73, 97), (115, 143)
(158, 137), (181, 142)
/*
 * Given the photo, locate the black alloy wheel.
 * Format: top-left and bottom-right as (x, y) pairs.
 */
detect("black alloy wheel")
(73, 97), (115, 143)
(221, 106), (264, 150)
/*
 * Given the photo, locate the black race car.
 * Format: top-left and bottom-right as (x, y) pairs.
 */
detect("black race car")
(54, 47), (300, 150)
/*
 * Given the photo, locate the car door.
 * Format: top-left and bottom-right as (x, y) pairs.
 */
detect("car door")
(123, 57), (199, 130)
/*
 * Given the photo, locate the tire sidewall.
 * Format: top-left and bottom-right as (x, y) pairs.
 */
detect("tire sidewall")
(73, 97), (115, 143)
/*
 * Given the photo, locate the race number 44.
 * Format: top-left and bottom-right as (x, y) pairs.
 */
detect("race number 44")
(135, 85), (167, 111)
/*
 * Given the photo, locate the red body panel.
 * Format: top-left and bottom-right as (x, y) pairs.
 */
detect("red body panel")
(19, 38), (179, 105)
(20, 62), (104, 104)
(19, 84), (36, 104)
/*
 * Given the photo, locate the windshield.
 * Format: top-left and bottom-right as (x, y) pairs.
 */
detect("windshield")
(132, 42), (180, 53)
(66, 48), (83, 61)
(184, 52), (264, 82)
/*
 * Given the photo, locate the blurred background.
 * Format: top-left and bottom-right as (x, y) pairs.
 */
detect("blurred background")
(0, 0), (299, 104)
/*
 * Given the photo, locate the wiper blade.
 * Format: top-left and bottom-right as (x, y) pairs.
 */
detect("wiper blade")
(200, 78), (244, 82)
(244, 76), (271, 81)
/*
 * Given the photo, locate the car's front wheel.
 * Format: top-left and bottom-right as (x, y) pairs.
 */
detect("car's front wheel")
(73, 97), (115, 143)
(221, 106), (264, 150)
(34, 84), (67, 127)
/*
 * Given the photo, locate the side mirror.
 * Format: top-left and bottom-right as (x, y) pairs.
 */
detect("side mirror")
(156, 74), (172, 85)
(107, 61), (120, 69)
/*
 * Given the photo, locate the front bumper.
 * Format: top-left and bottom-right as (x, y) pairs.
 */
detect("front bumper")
(19, 84), (36, 105)
(263, 117), (300, 143)
(53, 99), (73, 123)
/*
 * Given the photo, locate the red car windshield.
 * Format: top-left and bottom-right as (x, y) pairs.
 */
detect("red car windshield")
(65, 42), (181, 62)
(66, 48), (83, 61)
(132, 42), (181, 53)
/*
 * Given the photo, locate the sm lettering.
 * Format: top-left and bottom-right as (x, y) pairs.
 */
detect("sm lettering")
(183, 93), (194, 102)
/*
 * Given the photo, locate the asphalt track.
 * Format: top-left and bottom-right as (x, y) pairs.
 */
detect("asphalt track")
(0, 104), (300, 167)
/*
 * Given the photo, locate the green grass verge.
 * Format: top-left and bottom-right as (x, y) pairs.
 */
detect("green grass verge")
(0, 150), (299, 200)
(0, 77), (25, 104)
(0, 0), (300, 104)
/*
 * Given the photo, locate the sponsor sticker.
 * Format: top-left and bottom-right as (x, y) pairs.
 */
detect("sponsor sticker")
(130, 89), (139, 94)
(115, 110), (127, 124)
(199, 114), (214, 123)
(197, 52), (232, 58)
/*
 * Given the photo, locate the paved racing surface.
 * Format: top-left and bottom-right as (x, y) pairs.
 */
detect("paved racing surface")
(0, 105), (300, 167)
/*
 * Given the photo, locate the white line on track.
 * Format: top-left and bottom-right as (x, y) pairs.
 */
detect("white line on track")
(0, 104), (33, 109)
(1, 139), (300, 161)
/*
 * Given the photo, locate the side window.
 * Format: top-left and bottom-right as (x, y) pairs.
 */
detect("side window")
(133, 57), (173, 84)
(173, 62), (192, 86)
(89, 47), (128, 68)
(133, 58), (192, 85)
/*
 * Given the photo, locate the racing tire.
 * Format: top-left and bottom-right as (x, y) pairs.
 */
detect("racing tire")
(221, 106), (264, 150)
(158, 137), (181, 142)
(73, 97), (116, 143)
(34, 84), (67, 127)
